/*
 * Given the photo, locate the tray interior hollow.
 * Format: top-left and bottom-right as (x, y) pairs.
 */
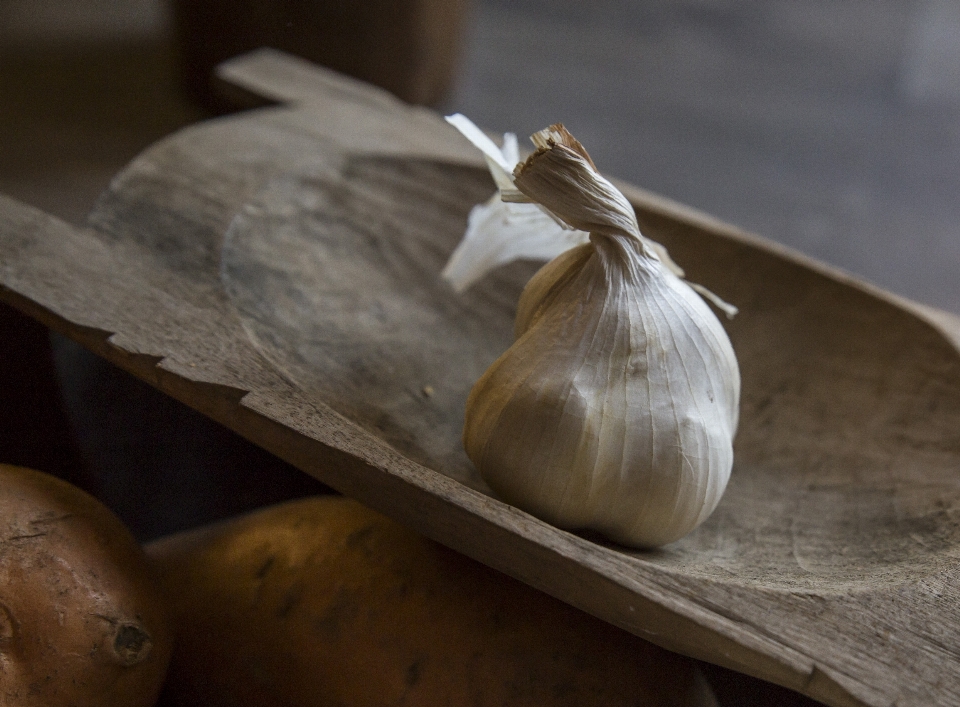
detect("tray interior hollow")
(221, 155), (960, 592)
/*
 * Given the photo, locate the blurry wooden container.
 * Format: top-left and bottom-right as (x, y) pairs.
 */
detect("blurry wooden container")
(171, 0), (467, 109)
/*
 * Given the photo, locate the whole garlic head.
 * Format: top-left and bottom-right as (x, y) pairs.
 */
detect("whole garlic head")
(462, 124), (741, 548)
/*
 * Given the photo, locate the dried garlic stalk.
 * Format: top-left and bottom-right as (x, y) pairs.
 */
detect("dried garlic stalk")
(455, 120), (741, 548)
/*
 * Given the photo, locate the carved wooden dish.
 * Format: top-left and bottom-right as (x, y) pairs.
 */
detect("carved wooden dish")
(2, 50), (959, 707)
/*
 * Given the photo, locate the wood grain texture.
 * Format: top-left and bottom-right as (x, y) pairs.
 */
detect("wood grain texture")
(2, 48), (960, 707)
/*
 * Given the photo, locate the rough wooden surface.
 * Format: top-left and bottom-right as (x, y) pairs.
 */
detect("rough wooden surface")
(2, 49), (960, 707)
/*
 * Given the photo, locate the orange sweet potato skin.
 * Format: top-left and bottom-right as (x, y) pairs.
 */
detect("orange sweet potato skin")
(0, 464), (172, 707)
(147, 496), (717, 707)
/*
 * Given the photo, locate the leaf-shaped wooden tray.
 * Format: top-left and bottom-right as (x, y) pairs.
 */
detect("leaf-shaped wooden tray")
(3, 49), (960, 707)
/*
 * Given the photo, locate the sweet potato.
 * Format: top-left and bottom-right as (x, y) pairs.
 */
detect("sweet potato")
(0, 464), (172, 707)
(147, 496), (717, 707)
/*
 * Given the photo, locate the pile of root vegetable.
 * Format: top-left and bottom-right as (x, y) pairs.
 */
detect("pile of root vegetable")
(0, 463), (718, 707)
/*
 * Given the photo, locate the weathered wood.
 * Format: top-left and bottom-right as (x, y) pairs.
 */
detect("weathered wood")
(2, 48), (960, 707)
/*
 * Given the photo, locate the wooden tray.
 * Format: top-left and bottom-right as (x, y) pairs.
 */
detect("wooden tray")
(3, 49), (960, 707)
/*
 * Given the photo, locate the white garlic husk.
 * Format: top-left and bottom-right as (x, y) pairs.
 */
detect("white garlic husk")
(442, 114), (590, 293)
(462, 124), (741, 548)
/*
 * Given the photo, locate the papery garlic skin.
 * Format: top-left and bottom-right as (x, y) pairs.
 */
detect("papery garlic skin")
(442, 196), (588, 293)
(442, 114), (590, 293)
(463, 126), (740, 548)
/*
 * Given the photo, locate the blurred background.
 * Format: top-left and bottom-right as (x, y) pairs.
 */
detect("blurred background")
(452, 0), (960, 316)
(1, 2), (959, 703)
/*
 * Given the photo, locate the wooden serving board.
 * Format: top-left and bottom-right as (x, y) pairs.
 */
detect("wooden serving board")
(3, 49), (960, 707)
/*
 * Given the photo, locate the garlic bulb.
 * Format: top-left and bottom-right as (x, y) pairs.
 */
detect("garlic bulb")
(462, 124), (741, 548)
